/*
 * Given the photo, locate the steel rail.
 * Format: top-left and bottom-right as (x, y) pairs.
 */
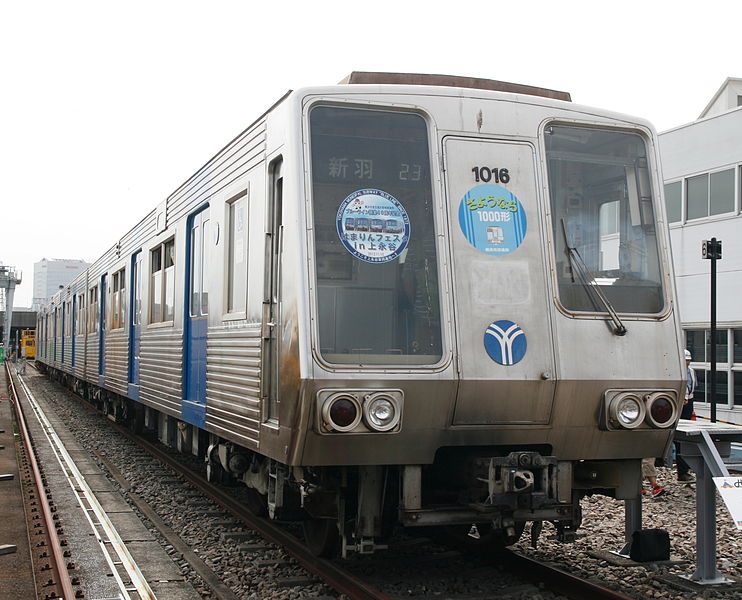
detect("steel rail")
(97, 411), (395, 600)
(496, 550), (637, 600)
(15, 372), (157, 600)
(5, 363), (76, 600)
(36, 367), (636, 600)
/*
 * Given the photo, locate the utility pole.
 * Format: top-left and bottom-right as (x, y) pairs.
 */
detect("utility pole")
(702, 238), (722, 423)
(0, 264), (23, 355)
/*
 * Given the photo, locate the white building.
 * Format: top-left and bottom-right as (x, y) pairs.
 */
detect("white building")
(659, 77), (742, 423)
(32, 258), (90, 311)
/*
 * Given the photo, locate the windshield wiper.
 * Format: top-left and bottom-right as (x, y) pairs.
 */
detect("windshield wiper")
(560, 218), (627, 336)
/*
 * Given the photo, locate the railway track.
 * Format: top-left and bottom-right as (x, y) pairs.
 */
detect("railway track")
(5, 361), (77, 600)
(83, 405), (638, 600)
(15, 364), (641, 600)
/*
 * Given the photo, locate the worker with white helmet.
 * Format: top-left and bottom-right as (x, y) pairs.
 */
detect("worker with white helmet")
(675, 349), (696, 482)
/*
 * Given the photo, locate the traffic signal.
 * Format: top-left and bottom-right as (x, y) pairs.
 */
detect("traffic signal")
(702, 238), (722, 260)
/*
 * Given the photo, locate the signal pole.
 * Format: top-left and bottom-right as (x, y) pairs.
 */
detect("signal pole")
(0, 264), (23, 355)
(702, 238), (722, 423)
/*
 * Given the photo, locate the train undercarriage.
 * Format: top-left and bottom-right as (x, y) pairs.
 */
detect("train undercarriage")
(43, 365), (640, 558)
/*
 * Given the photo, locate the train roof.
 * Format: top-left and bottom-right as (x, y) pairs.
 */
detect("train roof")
(338, 71), (572, 102)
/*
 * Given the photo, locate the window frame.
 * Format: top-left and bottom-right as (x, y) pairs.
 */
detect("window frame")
(543, 122), (668, 318)
(149, 237), (176, 326)
(224, 189), (249, 319)
(306, 102), (445, 368)
(663, 180), (682, 224)
(685, 327), (742, 409)
(110, 267), (126, 330)
(88, 285), (98, 334)
(684, 167), (736, 221)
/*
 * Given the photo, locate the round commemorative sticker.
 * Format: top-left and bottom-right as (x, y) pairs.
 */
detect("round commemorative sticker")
(336, 189), (411, 263)
(458, 184), (527, 255)
(484, 319), (527, 366)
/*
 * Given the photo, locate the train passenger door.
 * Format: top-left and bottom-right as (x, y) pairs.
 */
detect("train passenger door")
(61, 301), (66, 363)
(128, 251), (142, 399)
(443, 138), (556, 424)
(183, 206), (210, 428)
(71, 295), (76, 367)
(98, 274), (106, 386)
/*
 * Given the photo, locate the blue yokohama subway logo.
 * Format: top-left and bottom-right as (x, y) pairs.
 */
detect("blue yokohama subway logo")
(484, 320), (527, 365)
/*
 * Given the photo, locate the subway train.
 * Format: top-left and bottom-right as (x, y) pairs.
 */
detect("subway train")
(36, 72), (685, 557)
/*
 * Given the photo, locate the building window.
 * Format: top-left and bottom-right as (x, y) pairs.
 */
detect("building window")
(151, 239), (175, 323)
(685, 168), (735, 220)
(686, 173), (709, 220)
(709, 169), (734, 215)
(734, 329), (742, 363)
(111, 268), (126, 330)
(227, 193), (248, 314)
(664, 181), (682, 223)
(706, 328), (728, 364)
(708, 370), (729, 405)
(685, 328), (742, 409)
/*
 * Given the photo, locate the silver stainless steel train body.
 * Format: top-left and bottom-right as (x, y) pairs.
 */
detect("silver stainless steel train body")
(36, 73), (685, 557)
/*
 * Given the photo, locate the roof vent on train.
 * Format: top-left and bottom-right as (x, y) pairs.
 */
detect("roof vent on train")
(338, 71), (572, 102)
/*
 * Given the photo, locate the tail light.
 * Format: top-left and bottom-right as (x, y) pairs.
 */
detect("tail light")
(321, 394), (361, 432)
(645, 393), (678, 428)
(317, 389), (404, 434)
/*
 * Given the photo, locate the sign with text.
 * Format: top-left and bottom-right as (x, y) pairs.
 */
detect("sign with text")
(713, 477), (742, 530)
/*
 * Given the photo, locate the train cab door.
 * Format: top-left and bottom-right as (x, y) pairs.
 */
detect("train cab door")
(262, 159), (283, 425)
(183, 206), (210, 428)
(128, 250), (142, 399)
(98, 274), (107, 386)
(443, 137), (557, 425)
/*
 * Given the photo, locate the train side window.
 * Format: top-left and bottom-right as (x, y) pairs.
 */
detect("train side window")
(150, 238), (175, 323)
(188, 210), (209, 318)
(88, 286), (98, 333)
(164, 239), (175, 321)
(201, 217), (210, 315)
(227, 192), (248, 314)
(111, 268), (126, 329)
(76, 293), (85, 335)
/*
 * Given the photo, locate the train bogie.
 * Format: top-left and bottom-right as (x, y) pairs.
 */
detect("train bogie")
(37, 72), (685, 557)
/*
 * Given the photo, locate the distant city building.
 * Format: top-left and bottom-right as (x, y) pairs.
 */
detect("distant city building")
(659, 77), (742, 423)
(32, 258), (90, 311)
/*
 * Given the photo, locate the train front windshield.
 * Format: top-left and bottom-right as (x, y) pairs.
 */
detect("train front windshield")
(545, 125), (665, 314)
(309, 106), (442, 365)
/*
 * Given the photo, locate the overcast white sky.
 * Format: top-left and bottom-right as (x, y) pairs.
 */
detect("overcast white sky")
(1, 0), (740, 308)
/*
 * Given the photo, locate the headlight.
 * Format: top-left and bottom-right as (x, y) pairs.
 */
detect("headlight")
(317, 389), (403, 434)
(608, 394), (645, 429)
(645, 393), (678, 428)
(363, 393), (401, 432)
